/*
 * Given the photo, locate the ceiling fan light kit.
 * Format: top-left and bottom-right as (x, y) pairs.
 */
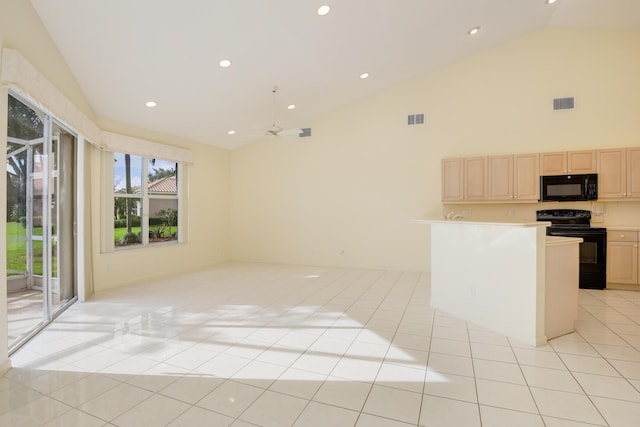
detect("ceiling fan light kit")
(265, 86), (311, 139)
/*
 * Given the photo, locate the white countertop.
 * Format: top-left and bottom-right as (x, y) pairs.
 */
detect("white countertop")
(415, 219), (640, 231)
(413, 218), (550, 227)
(603, 226), (640, 231)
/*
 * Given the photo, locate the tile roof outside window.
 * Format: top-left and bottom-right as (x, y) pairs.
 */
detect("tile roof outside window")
(148, 176), (177, 194)
(132, 176), (177, 194)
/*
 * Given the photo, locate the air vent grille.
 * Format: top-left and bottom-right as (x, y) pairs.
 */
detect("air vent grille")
(299, 128), (312, 138)
(408, 113), (425, 125)
(553, 97), (575, 111)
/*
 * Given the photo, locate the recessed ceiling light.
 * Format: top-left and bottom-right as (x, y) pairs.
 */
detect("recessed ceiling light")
(145, 101), (157, 108)
(317, 5), (331, 16)
(219, 59), (232, 68)
(468, 26), (480, 36)
(287, 104), (296, 110)
(546, 0), (557, 4)
(360, 72), (369, 79)
(227, 130), (236, 135)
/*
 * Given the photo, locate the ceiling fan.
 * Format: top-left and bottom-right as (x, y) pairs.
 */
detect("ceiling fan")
(265, 86), (310, 138)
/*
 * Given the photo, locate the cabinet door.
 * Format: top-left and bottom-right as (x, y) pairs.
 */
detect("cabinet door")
(607, 241), (638, 284)
(487, 155), (513, 200)
(597, 148), (626, 199)
(464, 157), (487, 201)
(568, 150), (596, 173)
(627, 147), (640, 199)
(514, 153), (540, 201)
(442, 158), (464, 201)
(540, 152), (567, 175)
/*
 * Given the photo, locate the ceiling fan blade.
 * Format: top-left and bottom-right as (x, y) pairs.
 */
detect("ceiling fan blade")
(277, 127), (303, 137)
(261, 87), (311, 140)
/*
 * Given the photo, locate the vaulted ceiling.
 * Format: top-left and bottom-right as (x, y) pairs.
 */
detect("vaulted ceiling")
(31, 0), (640, 149)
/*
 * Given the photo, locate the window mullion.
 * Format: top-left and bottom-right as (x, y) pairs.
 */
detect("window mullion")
(141, 158), (149, 246)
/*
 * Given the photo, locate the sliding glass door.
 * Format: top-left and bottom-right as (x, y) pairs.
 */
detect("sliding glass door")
(6, 94), (77, 352)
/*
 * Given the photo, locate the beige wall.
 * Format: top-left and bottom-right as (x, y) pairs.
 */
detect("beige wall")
(91, 120), (231, 291)
(230, 27), (640, 271)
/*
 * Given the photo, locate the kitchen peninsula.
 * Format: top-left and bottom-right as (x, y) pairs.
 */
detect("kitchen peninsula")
(414, 218), (581, 346)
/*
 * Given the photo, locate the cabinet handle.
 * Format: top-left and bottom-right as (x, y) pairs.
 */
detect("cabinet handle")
(622, 235), (625, 238)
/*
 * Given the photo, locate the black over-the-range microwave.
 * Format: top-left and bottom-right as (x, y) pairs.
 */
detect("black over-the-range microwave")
(540, 173), (598, 202)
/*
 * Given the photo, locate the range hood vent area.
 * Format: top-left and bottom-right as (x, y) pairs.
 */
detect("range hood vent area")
(553, 97), (575, 111)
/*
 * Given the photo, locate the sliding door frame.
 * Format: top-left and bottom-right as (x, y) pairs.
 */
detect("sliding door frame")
(6, 91), (79, 355)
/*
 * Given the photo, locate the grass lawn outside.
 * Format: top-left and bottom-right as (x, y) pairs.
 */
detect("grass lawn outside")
(114, 226), (141, 242)
(6, 221), (46, 275)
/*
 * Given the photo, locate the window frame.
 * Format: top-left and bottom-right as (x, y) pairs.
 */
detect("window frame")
(103, 151), (184, 252)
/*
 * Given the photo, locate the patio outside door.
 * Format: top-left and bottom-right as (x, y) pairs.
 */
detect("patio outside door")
(6, 94), (77, 352)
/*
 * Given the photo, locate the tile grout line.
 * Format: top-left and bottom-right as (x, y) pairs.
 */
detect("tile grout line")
(417, 271), (438, 427)
(332, 270), (414, 426)
(467, 317), (485, 427)
(224, 267), (373, 426)
(232, 267), (387, 426)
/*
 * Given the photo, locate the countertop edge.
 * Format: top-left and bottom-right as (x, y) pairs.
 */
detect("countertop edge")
(546, 236), (584, 246)
(603, 226), (640, 231)
(412, 218), (551, 227)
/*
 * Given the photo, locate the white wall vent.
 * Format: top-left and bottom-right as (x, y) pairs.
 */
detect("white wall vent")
(553, 97), (575, 111)
(408, 113), (425, 125)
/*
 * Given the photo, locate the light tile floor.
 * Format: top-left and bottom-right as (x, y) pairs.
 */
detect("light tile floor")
(7, 289), (44, 346)
(3, 263), (640, 426)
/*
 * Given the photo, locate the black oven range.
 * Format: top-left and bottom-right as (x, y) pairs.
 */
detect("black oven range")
(536, 209), (606, 290)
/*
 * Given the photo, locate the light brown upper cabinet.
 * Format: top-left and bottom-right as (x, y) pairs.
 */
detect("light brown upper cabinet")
(487, 154), (540, 201)
(539, 152), (566, 175)
(597, 147), (640, 200)
(442, 147), (640, 204)
(441, 157), (486, 202)
(464, 157), (487, 201)
(441, 158), (464, 202)
(514, 153), (540, 201)
(445, 154), (539, 203)
(487, 155), (513, 200)
(628, 147), (640, 198)
(540, 150), (596, 175)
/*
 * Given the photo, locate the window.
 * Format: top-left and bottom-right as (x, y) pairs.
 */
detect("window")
(113, 153), (179, 247)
